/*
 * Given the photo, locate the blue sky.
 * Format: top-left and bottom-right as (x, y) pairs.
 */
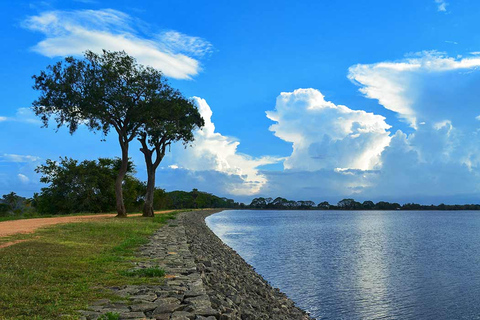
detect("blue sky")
(2, 0), (480, 204)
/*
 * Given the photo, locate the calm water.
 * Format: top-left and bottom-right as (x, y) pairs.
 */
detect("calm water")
(206, 210), (480, 320)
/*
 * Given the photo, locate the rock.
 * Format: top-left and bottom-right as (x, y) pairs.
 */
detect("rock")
(152, 297), (182, 314)
(119, 311), (147, 319)
(77, 210), (312, 320)
(130, 302), (157, 312)
(171, 311), (195, 319)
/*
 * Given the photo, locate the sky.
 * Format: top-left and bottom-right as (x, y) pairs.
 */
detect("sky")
(2, 0), (480, 205)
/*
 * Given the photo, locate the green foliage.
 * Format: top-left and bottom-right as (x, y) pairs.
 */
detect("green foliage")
(98, 312), (120, 320)
(139, 90), (204, 150)
(153, 189), (239, 210)
(122, 267), (165, 278)
(32, 50), (174, 216)
(137, 87), (204, 217)
(0, 203), (9, 217)
(34, 157), (145, 214)
(0, 192), (36, 218)
(153, 188), (172, 209)
(32, 50), (167, 137)
(248, 197), (480, 210)
(337, 198), (363, 210)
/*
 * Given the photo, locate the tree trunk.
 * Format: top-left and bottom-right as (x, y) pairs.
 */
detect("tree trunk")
(139, 135), (165, 217)
(115, 140), (129, 218)
(143, 164), (155, 217)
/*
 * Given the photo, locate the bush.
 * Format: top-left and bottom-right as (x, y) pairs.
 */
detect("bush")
(35, 157), (145, 215)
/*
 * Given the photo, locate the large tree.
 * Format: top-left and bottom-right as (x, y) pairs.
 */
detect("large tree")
(32, 50), (169, 217)
(138, 91), (204, 217)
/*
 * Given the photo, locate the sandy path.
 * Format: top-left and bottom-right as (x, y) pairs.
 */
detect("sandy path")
(0, 211), (174, 248)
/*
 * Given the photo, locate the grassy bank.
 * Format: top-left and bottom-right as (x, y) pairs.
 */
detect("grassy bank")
(0, 211), (182, 319)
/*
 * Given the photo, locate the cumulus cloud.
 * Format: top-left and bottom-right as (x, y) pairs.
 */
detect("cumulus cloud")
(23, 9), (212, 79)
(266, 88), (391, 171)
(348, 51), (480, 128)
(169, 97), (281, 195)
(339, 51), (480, 202)
(349, 51), (480, 167)
(251, 51), (480, 204)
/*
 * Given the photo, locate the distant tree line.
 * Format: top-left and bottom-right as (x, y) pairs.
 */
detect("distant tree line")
(4, 155), (480, 219)
(247, 197), (480, 211)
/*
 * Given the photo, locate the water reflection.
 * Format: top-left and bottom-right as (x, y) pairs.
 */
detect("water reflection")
(206, 210), (480, 319)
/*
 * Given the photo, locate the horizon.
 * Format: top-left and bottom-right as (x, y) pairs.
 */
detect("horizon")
(2, 0), (480, 205)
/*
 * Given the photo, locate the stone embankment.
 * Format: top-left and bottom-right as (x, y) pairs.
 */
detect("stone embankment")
(80, 210), (313, 320)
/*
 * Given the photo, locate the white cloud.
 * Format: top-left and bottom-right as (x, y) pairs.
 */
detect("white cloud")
(435, 0), (448, 12)
(340, 50), (480, 202)
(361, 129), (480, 201)
(266, 88), (391, 171)
(23, 9), (212, 79)
(0, 108), (41, 125)
(348, 51), (480, 128)
(157, 31), (213, 58)
(169, 97), (281, 195)
(1, 154), (41, 163)
(159, 53), (480, 203)
(17, 174), (29, 183)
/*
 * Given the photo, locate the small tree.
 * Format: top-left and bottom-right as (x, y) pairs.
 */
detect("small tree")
(337, 198), (362, 210)
(32, 50), (169, 217)
(2, 192), (21, 211)
(362, 200), (375, 210)
(317, 201), (331, 210)
(138, 92), (204, 217)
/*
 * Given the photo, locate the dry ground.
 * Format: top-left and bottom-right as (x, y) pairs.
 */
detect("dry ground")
(0, 211), (174, 249)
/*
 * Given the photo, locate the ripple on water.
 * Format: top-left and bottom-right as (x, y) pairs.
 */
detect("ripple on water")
(206, 210), (480, 320)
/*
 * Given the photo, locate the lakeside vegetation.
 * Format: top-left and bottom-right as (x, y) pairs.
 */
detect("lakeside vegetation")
(0, 210), (179, 319)
(4, 186), (480, 221)
(248, 197), (480, 211)
(0, 156), (238, 220)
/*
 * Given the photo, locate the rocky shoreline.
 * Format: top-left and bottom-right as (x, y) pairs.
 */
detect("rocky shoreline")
(80, 210), (313, 320)
(185, 210), (312, 320)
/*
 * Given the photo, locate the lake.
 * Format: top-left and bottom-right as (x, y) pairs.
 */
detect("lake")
(206, 210), (480, 320)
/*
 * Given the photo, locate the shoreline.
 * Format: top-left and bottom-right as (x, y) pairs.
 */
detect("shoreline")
(184, 209), (313, 320)
(79, 209), (313, 319)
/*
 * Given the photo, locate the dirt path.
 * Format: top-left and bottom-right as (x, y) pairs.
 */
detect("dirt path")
(0, 211), (174, 248)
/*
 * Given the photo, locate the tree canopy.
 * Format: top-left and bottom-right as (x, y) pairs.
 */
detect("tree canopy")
(32, 50), (171, 216)
(138, 89), (204, 216)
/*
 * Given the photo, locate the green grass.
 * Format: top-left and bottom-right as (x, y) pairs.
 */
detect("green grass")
(122, 267), (166, 278)
(0, 210), (181, 319)
(98, 312), (120, 320)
